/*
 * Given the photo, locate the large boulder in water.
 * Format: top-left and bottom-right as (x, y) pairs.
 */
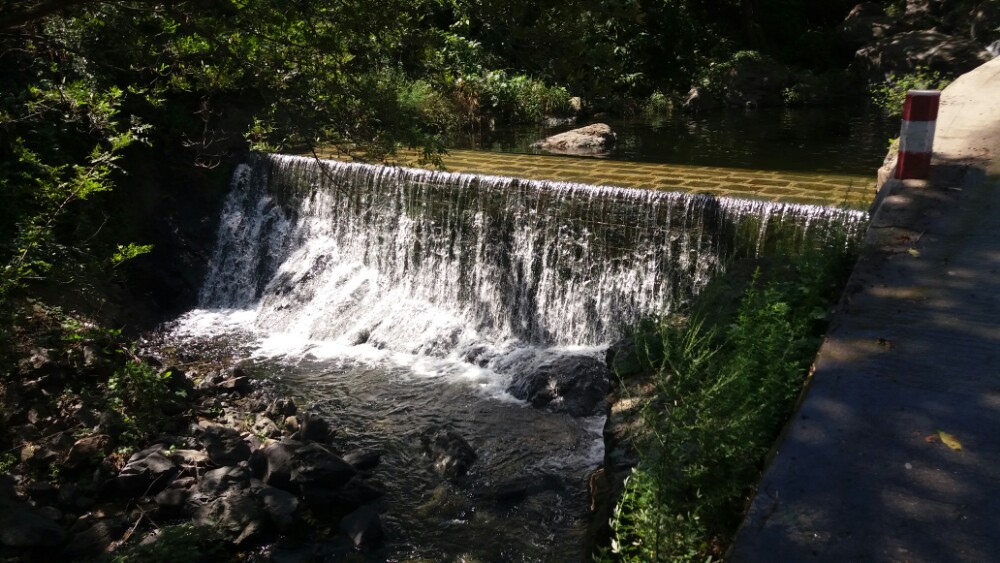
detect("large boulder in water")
(503, 351), (610, 417)
(531, 123), (616, 155)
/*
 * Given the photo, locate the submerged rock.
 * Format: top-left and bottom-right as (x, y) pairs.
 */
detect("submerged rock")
(338, 506), (383, 548)
(531, 123), (616, 155)
(503, 351), (610, 417)
(419, 427), (477, 478)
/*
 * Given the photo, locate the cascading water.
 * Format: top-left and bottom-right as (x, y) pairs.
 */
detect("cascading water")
(168, 153), (866, 560)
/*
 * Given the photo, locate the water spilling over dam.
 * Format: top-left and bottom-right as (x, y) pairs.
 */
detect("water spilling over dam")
(168, 153), (867, 560)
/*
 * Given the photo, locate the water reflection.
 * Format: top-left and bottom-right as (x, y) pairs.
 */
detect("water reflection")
(450, 107), (896, 175)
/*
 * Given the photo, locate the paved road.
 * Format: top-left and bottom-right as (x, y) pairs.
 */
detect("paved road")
(731, 58), (1000, 562)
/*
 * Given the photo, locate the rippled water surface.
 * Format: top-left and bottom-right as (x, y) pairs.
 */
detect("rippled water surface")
(451, 107), (897, 175)
(256, 352), (603, 561)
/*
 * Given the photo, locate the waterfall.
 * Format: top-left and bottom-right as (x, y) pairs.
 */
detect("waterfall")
(195, 153), (866, 356)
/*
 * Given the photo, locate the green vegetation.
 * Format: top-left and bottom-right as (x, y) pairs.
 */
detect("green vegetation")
(603, 243), (859, 561)
(870, 67), (952, 117)
(108, 524), (226, 563)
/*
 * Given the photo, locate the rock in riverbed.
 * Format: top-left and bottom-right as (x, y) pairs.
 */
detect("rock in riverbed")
(531, 123), (616, 155)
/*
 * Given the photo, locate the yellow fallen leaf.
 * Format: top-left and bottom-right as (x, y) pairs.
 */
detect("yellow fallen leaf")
(938, 431), (963, 451)
(907, 248), (921, 257)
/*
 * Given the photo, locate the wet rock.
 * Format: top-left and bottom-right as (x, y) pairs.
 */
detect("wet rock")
(338, 506), (383, 548)
(343, 450), (381, 472)
(262, 440), (301, 490)
(64, 434), (110, 469)
(504, 352), (610, 417)
(419, 427), (477, 478)
(300, 477), (384, 514)
(253, 415), (282, 439)
(117, 450), (178, 497)
(199, 465), (252, 496)
(296, 412), (332, 443)
(265, 398), (298, 421)
(488, 473), (566, 502)
(531, 123), (616, 155)
(283, 415), (300, 435)
(258, 486), (300, 532)
(199, 425), (251, 466)
(0, 500), (68, 547)
(193, 490), (265, 546)
(290, 443), (356, 489)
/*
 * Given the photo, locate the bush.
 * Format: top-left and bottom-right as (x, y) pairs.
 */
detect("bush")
(455, 70), (573, 124)
(107, 360), (184, 444)
(606, 248), (856, 561)
(870, 67), (951, 117)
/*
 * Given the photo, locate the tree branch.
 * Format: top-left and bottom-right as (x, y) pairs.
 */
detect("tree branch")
(0, 0), (103, 30)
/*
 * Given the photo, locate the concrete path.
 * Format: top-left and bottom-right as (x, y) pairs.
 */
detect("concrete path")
(731, 58), (1000, 562)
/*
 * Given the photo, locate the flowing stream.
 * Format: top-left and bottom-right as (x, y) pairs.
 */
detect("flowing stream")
(167, 153), (866, 560)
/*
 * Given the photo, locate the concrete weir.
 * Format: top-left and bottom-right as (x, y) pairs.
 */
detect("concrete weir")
(731, 59), (1000, 561)
(314, 148), (876, 209)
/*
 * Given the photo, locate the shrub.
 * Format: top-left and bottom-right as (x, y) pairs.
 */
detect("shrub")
(870, 67), (951, 117)
(606, 247), (856, 561)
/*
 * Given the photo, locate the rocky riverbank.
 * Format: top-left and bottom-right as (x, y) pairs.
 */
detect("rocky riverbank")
(0, 304), (395, 561)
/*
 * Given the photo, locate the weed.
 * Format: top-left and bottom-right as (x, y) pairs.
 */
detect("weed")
(606, 246), (856, 561)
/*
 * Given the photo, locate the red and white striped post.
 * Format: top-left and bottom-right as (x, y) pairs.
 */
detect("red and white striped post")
(895, 90), (941, 180)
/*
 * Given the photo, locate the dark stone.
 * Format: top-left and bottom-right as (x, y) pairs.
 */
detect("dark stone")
(300, 477), (383, 514)
(199, 425), (252, 466)
(37, 506), (63, 522)
(0, 474), (16, 499)
(290, 443), (355, 489)
(296, 412), (332, 443)
(249, 448), (268, 479)
(26, 481), (57, 504)
(117, 451), (178, 497)
(64, 434), (110, 469)
(263, 441), (301, 490)
(419, 427), (477, 478)
(253, 415), (282, 439)
(338, 506), (383, 548)
(64, 517), (127, 557)
(155, 488), (189, 518)
(265, 398), (298, 421)
(487, 473), (565, 502)
(199, 465), (251, 496)
(193, 490), (265, 546)
(257, 486), (300, 533)
(503, 351), (610, 417)
(0, 501), (69, 547)
(160, 366), (195, 395)
(343, 450), (381, 472)
(606, 338), (644, 380)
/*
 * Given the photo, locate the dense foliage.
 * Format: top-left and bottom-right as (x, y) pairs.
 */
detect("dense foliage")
(602, 241), (859, 561)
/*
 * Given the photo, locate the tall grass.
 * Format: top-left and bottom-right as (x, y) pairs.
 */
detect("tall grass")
(604, 247), (856, 561)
